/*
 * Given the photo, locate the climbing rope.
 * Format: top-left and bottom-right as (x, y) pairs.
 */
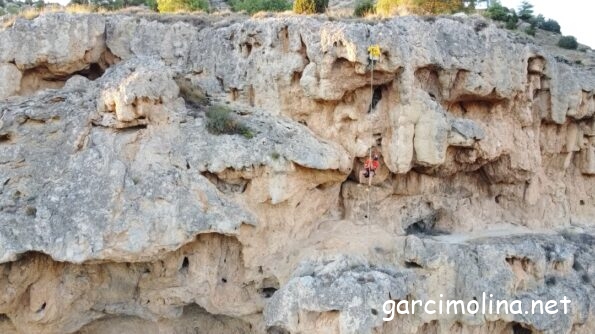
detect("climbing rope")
(367, 147), (372, 224)
(365, 45), (381, 225)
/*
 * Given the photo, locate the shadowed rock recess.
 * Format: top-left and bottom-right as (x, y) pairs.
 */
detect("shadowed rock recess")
(0, 12), (594, 334)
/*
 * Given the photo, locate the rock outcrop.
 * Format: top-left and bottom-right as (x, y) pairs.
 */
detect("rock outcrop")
(0, 12), (594, 334)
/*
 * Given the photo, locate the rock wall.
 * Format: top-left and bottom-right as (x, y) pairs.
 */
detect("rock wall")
(0, 12), (594, 334)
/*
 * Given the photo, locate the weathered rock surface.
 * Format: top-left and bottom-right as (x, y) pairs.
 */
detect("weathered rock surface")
(0, 12), (594, 334)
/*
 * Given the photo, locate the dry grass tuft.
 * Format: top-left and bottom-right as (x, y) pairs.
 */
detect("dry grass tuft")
(20, 7), (40, 20)
(65, 4), (98, 14)
(1, 16), (16, 29)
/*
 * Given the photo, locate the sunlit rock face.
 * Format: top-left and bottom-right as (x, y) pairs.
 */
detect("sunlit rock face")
(0, 12), (594, 334)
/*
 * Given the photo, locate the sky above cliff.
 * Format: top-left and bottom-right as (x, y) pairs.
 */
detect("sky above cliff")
(499, 0), (593, 48)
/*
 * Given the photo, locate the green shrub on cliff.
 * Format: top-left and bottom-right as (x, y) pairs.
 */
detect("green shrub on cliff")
(157, 0), (208, 12)
(557, 36), (578, 50)
(293, 0), (327, 14)
(376, 0), (462, 16)
(230, 0), (290, 14)
(524, 25), (536, 36)
(354, 0), (374, 17)
(206, 105), (254, 139)
(539, 19), (561, 33)
(484, 0), (511, 22)
(517, 0), (533, 21)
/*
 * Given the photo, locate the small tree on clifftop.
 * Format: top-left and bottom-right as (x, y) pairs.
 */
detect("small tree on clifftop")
(517, 0), (533, 21)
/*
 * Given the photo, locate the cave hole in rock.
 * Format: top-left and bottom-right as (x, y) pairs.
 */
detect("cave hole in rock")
(73, 63), (105, 80)
(180, 256), (189, 272)
(542, 244), (554, 261)
(405, 261), (423, 269)
(414, 66), (442, 101)
(221, 278), (227, 283)
(572, 258), (583, 271)
(0, 314), (9, 321)
(267, 326), (290, 334)
(512, 323), (533, 334)
(506, 256), (529, 267)
(371, 308), (378, 315)
(368, 85), (383, 113)
(474, 21), (488, 32)
(357, 276), (375, 284)
(20, 62), (107, 96)
(259, 276), (280, 299)
(230, 88), (239, 101)
(495, 194), (502, 204)
(25, 206), (37, 217)
(240, 41), (260, 58)
(405, 214), (448, 236)
(316, 182), (335, 191)
(113, 123), (148, 133)
(201, 171), (248, 194)
(260, 287), (278, 299)
(580, 200), (585, 205)
(545, 276), (556, 286)
(291, 71), (301, 85)
(373, 133), (383, 146)
(36, 302), (46, 313)
(0, 133), (12, 143)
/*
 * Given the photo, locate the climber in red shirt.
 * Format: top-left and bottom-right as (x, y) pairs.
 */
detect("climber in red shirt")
(363, 153), (380, 179)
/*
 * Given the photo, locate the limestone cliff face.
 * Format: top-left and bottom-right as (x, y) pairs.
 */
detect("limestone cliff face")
(0, 12), (594, 334)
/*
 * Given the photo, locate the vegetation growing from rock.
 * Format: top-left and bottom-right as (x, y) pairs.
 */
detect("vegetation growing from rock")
(376, 0), (462, 16)
(176, 77), (208, 106)
(230, 0), (290, 14)
(157, 0), (209, 12)
(558, 35), (578, 50)
(517, 0), (533, 21)
(539, 18), (561, 33)
(293, 0), (327, 14)
(69, 0), (146, 10)
(205, 105), (254, 139)
(353, 0), (374, 17)
(483, 0), (566, 36)
(483, 0), (510, 21)
(484, 0), (518, 30)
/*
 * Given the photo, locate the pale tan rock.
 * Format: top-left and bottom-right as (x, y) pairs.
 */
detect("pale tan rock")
(0, 12), (594, 334)
(97, 58), (180, 126)
(0, 63), (22, 99)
